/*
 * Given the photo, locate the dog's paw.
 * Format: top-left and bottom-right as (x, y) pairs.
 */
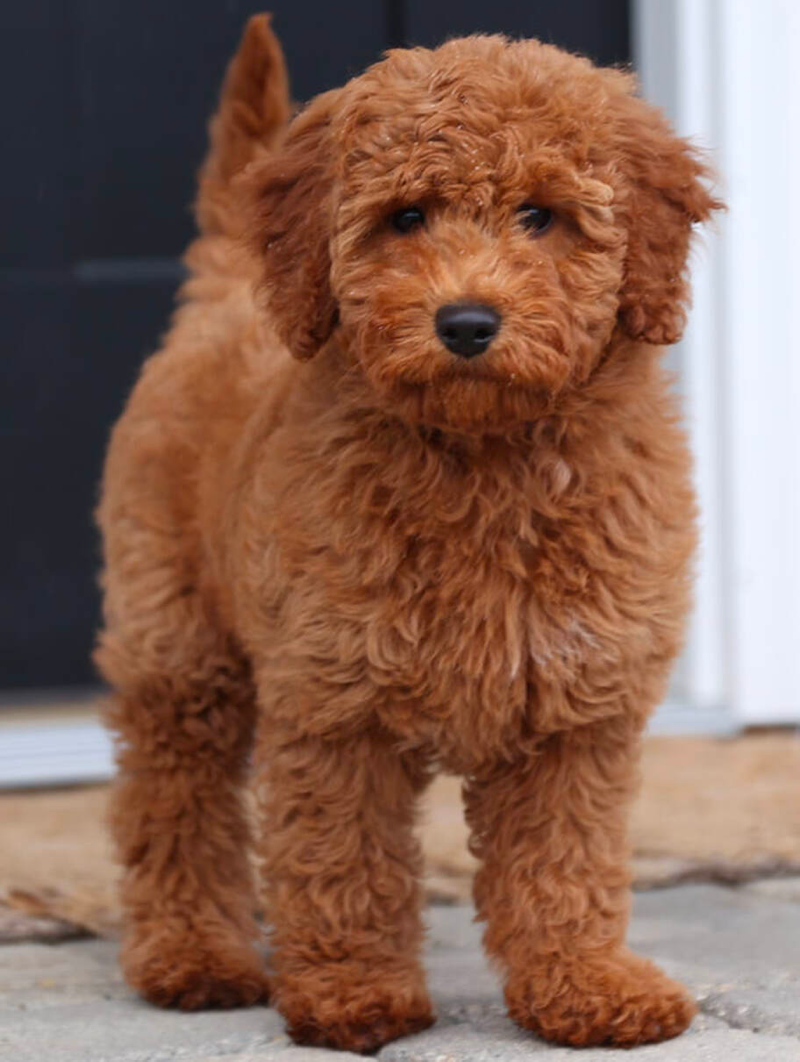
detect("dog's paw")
(278, 969), (434, 1052)
(122, 928), (270, 1010)
(506, 949), (696, 1048)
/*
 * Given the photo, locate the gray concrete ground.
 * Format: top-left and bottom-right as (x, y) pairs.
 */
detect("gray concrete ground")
(1, 883), (799, 1062)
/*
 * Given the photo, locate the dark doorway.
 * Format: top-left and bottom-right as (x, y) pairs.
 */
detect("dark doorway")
(1, 1), (629, 691)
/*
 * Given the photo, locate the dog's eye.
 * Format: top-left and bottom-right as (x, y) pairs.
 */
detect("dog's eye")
(517, 204), (553, 236)
(391, 206), (425, 234)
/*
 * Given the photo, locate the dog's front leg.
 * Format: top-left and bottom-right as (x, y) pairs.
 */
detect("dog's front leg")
(256, 723), (435, 1052)
(464, 715), (696, 1048)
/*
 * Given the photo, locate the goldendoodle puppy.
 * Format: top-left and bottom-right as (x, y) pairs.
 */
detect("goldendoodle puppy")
(95, 14), (722, 1052)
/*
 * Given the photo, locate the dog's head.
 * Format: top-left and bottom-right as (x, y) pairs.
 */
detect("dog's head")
(243, 36), (721, 431)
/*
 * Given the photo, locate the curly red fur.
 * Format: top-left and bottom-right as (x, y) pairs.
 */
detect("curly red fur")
(95, 13), (722, 1051)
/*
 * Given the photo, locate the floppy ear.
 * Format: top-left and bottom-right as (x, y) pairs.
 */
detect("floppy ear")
(239, 92), (338, 360)
(612, 91), (724, 345)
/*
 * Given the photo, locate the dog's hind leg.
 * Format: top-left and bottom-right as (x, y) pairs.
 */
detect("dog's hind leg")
(95, 564), (267, 1010)
(91, 11), (291, 1015)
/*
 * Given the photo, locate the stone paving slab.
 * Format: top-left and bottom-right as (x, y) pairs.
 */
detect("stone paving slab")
(1, 885), (798, 1062)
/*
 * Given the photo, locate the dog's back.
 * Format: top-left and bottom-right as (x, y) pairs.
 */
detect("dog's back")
(96, 16), (294, 694)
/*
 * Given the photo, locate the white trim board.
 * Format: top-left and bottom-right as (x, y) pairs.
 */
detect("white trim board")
(0, 719), (115, 789)
(634, 0), (800, 726)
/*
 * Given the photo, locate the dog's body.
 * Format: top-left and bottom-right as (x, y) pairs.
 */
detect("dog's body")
(96, 16), (720, 1051)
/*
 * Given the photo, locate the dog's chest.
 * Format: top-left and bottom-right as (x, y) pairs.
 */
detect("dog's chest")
(342, 457), (600, 744)
(371, 521), (591, 678)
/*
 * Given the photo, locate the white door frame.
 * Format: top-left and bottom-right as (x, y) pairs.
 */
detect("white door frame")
(635, 0), (800, 728)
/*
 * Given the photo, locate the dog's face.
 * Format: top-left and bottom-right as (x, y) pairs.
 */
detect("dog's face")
(245, 36), (721, 432)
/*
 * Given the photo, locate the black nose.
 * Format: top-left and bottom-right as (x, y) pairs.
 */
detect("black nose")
(435, 303), (501, 358)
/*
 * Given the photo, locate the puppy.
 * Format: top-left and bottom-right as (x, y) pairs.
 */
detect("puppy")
(96, 13), (721, 1052)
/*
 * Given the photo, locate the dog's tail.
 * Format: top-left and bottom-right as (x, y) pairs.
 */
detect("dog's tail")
(195, 13), (291, 237)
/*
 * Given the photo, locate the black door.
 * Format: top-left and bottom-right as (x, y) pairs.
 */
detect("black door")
(1, 1), (629, 691)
